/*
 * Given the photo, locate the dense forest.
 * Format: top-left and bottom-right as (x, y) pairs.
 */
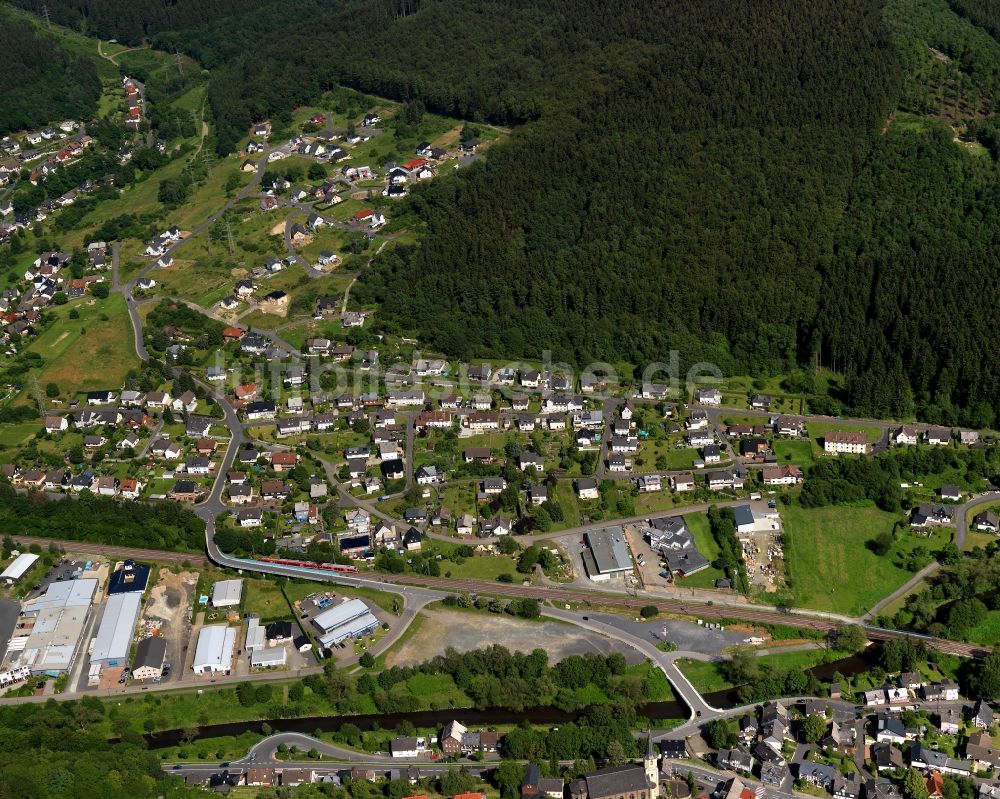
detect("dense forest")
(948, 0), (1000, 42)
(19, 0), (1000, 425)
(0, 697), (207, 799)
(0, 16), (101, 136)
(4, 0), (278, 44)
(0, 482), (205, 551)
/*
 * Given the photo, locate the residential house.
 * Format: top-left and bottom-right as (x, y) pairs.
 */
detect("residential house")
(871, 743), (904, 772)
(972, 699), (994, 729)
(966, 733), (1000, 771)
(926, 427), (951, 446)
(671, 473), (695, 492)
(717, 747), (754, 775)
(824, 431), (870, 454)
(924, 680), (960, 701)
(974, 511), (999, 533)
(762, 465), (803, 485)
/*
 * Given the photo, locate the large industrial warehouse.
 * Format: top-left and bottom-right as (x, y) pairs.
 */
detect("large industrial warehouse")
(192, 624), (236, 674)
(90, 592), (143, 669)
(6, 578), (98, 675)
(582, 527), (634, 582)
(311, 598), (379, 648)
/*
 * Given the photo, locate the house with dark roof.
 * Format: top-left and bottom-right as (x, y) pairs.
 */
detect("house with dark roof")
(717, 747), (754, 774)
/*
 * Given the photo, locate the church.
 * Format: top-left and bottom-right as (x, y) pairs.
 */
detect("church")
(569, 735), (661, 799)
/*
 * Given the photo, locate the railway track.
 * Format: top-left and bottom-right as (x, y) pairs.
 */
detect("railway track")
(339, 573), (988, 658)
(10, 535), (986, 659)
(9, 536), (208, 567)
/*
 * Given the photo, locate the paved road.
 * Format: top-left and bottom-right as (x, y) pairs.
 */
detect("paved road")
(542, 607), (718, 719)
(0, 599), (20, 663)
(954, 491), (1000, 548)
(863, 561), (940, 621)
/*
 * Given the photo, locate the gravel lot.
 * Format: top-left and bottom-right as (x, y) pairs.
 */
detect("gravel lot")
(385, 606), (645, 667)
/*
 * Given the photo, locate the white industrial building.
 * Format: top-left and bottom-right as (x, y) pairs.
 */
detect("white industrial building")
(90, 592), (142, 668)
(245, 616), (287, 668)
(7, 579), (98, 675)
(192, 624), (236, 674)
(311, 598), (379, 648)
(211, 579), (243, 608)
(245, 616), (266, 652)
(1, 553), (39, 585)
(251, 645), (287, 669)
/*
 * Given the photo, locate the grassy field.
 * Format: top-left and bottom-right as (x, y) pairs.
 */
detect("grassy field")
(634, 491), (678, 515)
(23, 294), (139, 399)
(243, 578), (295, 622)
(0, 423), (39, 447)
(965, 611), (1000, 647)
(772, 439), (816, 469)
(781, 503), (948, 615)
(404, 540), (525, 582)
(677, 647), (837, 693)
(676, 512), (726, 589)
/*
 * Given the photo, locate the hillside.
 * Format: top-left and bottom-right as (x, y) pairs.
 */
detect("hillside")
(0, 14), (101, 136)
(3, 0), (277, 44)
(11, 0), (1000, 426)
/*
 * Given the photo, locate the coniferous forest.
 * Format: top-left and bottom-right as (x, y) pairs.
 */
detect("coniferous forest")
(9, 0), (1000, 426)
(0, 17), (100, 136)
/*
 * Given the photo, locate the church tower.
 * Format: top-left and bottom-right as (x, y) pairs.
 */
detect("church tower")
(644, 731), (660, 799)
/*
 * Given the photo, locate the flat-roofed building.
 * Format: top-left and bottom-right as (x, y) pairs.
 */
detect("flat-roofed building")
(192, 624), (236, 674)
(90, 592), (142, 668)
(251, 646), (287, 669)
(7, 578), (98, 675)
(212, 579), (243, 608)
(582, 527), (634, 582)
(312, 598), (379, 647)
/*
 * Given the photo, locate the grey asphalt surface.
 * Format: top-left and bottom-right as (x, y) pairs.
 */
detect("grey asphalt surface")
(0, 599), (20, 663)
(587, 612), (750, 656)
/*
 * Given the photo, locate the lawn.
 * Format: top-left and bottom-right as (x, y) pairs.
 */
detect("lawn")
(780, 503), (948, 616)
(634, 491), (677, 515)
(23, 294), (139, 398)
(418, 540), (523, 581)
(965, 611), (1000, 647)
(0, 424), (38, 447)
(243, 577), (294, 622)
(554, 480), (583, 528)
(772, 439), (816, 469)
(675, 513), (727, 589)
(677, 647), (836, 693)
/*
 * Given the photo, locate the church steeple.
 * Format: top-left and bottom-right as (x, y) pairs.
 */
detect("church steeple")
(644, 731), (660, 799)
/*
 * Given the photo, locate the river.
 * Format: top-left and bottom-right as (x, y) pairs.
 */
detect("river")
(142, 649), (877, 748)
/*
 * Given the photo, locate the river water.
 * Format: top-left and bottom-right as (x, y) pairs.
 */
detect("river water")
(143, 649), (876, 748)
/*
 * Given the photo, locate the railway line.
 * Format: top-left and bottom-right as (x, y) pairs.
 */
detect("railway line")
(9, 535), (207, 567)
(9, 534), (986, 660)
